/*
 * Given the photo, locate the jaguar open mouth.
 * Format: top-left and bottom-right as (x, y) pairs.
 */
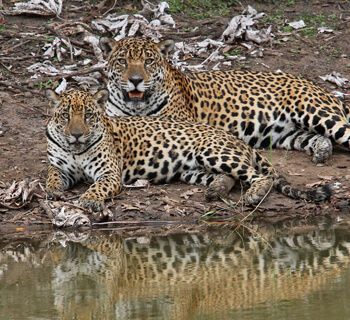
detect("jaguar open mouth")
(123, 89), (146, 102)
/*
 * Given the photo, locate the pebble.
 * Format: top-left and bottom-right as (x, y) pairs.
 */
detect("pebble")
(23, 91), (33, 98)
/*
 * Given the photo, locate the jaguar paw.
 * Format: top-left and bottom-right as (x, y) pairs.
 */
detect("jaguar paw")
(46, 187), (64, 200)
(78, 197), (105, 212)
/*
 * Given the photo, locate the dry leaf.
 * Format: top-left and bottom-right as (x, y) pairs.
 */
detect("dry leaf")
(305, 180), (323, 188)
(161, 196), (179, 205)
(53, 207), (91, 228)
(288, 20), (306, 29)
(121, 203), (142, 211)
(287, 171), (302, 176)
(318, 27), (333, 33)
(4, 0), (63, 17)
(124, 179), (150, 188)
(317, 175), (334, 181)
(222, 5), (272, 45)
(180, 190), (194, 199)
(320, 72), (349, 87)
(164, 204), (172, 213)
(0, 179), (41, 207)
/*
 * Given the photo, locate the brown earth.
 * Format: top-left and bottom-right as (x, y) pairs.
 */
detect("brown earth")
(0, 0), (350, 232)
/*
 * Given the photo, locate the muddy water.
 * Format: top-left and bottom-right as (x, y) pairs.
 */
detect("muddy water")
(1, 226), (350, 320)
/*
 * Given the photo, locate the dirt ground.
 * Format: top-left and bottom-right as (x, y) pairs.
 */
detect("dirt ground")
(0, 0), (350, 231)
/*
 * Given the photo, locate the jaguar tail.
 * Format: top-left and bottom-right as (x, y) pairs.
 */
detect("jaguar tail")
(274, 176), (332, 202)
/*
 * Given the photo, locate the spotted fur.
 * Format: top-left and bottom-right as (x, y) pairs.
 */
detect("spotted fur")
(45, 90), (330, 213)
(103, 37), (350, 164)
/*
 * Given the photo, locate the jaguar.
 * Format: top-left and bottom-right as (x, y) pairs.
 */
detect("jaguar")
(45, 90), (330, 213)
(101, 37), (350, 164)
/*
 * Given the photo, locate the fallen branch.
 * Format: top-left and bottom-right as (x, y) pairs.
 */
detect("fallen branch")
(23, 64), (107, 85)
(0, 202), (27, 210)
(92, 219), (198, 226)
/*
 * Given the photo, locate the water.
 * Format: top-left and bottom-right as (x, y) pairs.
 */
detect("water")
(1, 226), (350, 320)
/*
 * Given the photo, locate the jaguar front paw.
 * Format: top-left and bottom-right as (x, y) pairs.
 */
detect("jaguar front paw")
(78, 196), (109, 222)
(78, 196), (105, 212)
(46, 186), (64, 200)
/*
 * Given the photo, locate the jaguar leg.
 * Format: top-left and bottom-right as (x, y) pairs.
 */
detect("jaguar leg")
(78, 175), (122, 212)
(206, 175), (236, 201)
(276, 130), (332, 164)
(179, 169), (235, 201)
(244, 176), (274, 205)
(292, 109), (350, 157)
(46, 165), (73, 199)
(197, 152), (274, 205)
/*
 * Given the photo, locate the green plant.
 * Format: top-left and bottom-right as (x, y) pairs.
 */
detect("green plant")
(261, 10), (284, 25)
(300, 27), (317, 37)
(200, 210), (220, 221)
(296, 13), (338, 37)
(45, 36), (56, 41)
(281, 25), (293, 33)
(224, 48), (242, 57)
(34, 80), (53, 90)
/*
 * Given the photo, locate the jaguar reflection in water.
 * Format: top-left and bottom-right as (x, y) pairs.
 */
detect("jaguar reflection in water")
(1, 228), (350, 320)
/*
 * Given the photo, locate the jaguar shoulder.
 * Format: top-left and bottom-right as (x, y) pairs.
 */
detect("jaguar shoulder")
(102, 36), (350, 164)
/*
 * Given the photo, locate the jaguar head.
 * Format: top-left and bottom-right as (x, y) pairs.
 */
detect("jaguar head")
(101, 37), (174, 103)
(46, 89), (109, 153)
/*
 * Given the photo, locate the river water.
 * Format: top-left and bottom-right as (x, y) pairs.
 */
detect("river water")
(1, 225), (350, 320)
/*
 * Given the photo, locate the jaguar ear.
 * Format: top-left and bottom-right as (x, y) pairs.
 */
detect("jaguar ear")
(157, 39), (175, 56)
(100, 37), (117, 57)
(94, 89), (109, 105)
(46, 89), (60, 107)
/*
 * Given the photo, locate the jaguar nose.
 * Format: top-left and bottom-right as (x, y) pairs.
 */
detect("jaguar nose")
(71, 132), (83, 139)
(129, 76), (143, 87)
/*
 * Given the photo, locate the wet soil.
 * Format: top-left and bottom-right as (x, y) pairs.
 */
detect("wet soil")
(0, 0), (350, 231)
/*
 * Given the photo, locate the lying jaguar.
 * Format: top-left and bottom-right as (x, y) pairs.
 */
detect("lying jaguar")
(45, 90), (331, 212)
(101, 37), (350, 164)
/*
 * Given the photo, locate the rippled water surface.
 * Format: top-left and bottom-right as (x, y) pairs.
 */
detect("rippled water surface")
(1, 226), (350, 320)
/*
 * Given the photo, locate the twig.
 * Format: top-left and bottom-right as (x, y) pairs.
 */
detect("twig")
(2, 39), (32, 54)
(62, 194), (80, 201)
(0, 202), (27, 210)
(103, 0), (117, 16)
(0, 80), (43, 96)
(38, 199), (54, 219)
(293, 33), (314, 45)
(0, 61), (20, 74)
(235, 182), (274, 229)
(0, 55), (42, 61)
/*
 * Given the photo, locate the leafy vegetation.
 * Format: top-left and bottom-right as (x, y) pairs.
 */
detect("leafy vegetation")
(298, 13), (337, 37)
(263, 9), (338, 38)
(34, 80), (54, 90)
(224, 48), (242, 57)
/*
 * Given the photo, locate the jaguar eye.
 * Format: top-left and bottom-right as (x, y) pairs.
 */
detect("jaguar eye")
(62, 112), (69, 119)
(85, 112), (93, 119)
(118, 58), (127, 65)
(145, 58), (154, 65)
